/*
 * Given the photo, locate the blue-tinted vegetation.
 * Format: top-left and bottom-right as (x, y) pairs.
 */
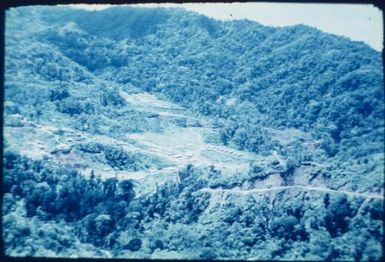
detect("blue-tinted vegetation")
(3, 5), (384, 260)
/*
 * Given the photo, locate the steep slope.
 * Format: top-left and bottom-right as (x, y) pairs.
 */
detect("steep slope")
(3, 5), (384, 260)
(36, 6), (383, 158)
(36, 5), (383, 191)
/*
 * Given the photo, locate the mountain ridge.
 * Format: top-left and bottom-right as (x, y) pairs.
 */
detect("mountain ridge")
(3, 5), (384, 260)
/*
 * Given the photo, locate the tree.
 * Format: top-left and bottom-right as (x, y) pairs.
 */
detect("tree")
(103, 178), (118, 198)
(324, 195), (353, 237)
(118, 179), (135, 202)
(49, 84), (70, 101)
(126, 238), (142, 251)
(232, 127), (248, 149)
(269, 215), (298, 240)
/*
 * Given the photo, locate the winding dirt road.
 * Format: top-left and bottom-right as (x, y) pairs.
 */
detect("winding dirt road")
(201, 185), (384, 200)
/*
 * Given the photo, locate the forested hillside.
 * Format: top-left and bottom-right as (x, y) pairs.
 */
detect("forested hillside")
(3, 6), (384, 260)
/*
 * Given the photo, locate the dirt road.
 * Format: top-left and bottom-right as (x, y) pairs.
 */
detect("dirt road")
(201, 185), (384, 200)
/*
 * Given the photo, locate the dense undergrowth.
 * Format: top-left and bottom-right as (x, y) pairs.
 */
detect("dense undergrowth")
(3, 5), (384, 260)
(3, 150), (383, 259)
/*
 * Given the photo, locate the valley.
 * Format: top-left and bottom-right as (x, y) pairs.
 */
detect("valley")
(3, 5), (384, 260)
